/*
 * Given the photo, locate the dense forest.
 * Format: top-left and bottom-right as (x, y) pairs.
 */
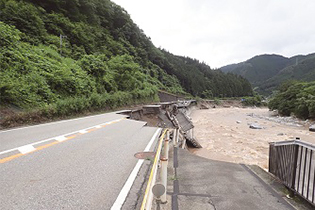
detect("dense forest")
(220, 54), (315, 95)
(0, 0), (253, 119)
(268, 81), (315, 119)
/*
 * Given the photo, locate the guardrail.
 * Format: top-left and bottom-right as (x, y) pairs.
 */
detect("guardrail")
(140, 129), (168, 210)
(269, 139), (315, 206)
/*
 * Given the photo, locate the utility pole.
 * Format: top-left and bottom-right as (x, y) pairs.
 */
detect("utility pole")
(60, 34), (67, 57)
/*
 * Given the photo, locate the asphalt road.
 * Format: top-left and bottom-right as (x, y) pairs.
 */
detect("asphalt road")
(0, 111), (160, 209)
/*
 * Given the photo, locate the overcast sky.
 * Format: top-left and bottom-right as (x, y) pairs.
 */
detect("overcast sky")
(111, 0), (315, 68)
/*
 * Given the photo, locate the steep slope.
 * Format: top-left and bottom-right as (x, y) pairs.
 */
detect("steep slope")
(160, 52), (253, 97)
(220, 54), (289, 85)
(260, 54), (315, 94)
(0, 0), (253, 112)
(220, 53), (315, 95)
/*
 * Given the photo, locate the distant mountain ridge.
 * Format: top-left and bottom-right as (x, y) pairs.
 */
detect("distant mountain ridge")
(220, 53), (315, 95)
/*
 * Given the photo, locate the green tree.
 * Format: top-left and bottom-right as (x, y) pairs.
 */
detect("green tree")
(0, 0), (47, 44)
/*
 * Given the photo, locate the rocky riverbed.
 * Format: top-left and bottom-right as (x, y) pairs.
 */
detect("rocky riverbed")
(190, 107), (315, 170)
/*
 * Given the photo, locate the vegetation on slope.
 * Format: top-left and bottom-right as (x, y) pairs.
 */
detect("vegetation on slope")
(0, 0), (253, 124)
(260, 55), (315, 94)
(0, 22), (158, 109)
(156, 51), (253, 97)
(220, 54), (315, 95)
(268, 81), (315, 119)
(221, 54), (289, 84)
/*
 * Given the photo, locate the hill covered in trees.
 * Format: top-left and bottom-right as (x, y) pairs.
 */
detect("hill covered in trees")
(0, 0), (253, 117)
(268, 81), (315, 119)
(220, 53), (315, 95)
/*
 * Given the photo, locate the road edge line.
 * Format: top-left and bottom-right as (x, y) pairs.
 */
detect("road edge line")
(0, 118), (125, 156)
(0, 111), (129, 134)
(110, 128), (162, 210)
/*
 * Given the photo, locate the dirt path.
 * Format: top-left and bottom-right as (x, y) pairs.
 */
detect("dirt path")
(190, 107), (315, 169)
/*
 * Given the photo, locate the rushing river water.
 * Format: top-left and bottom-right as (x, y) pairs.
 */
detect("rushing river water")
(190, 107), (315, 169)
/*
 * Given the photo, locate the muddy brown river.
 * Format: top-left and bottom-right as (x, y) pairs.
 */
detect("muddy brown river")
(190, 107), (315, 170)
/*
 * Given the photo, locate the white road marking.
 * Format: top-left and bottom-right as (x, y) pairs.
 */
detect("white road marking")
(95, 125), (102, 128)
(110, 128), (162, 210)
(55, 136), (67, 142)
(79, 130), (88, 134)
(0, 118), (125, 156)
(0, 112), (126, 134)
(18, 145), (36, 154)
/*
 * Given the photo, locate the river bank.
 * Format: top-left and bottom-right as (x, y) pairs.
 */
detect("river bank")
(190, 107), (315, 169)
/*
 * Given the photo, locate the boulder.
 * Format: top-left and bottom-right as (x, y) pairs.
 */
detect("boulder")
(249, 124), (262, 129)
(309, 125), (315, 132)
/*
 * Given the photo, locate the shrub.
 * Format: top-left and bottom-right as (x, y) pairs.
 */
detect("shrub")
(241, 94), (265, 107)
(268, 81), (315, 119)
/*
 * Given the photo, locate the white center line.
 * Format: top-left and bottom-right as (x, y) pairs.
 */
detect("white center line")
(0, 112), (127, 134)
(18, 145), (36, 154)
(55, 136), (67, 142)
(0, 118), (125, 156)
(79, 130), (88, 134)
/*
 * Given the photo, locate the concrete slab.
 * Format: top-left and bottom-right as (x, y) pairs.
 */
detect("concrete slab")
(173, 149), (294, 210)
(178, 195), (215, 210)
(176, 112), (194, 132)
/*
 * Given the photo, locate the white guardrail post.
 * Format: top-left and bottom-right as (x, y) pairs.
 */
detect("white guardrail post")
(173, 129), (177, 147)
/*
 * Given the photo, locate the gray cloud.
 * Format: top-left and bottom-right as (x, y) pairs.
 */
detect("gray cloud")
(112, 0), (315, 67)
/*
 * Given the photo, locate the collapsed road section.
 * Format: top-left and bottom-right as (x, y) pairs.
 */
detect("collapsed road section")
(120, 100), (202, 150)
(121, 99), (314, 210)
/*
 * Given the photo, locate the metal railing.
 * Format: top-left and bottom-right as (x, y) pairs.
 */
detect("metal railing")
(269, 139), (315, 206)
(140, 129), (169, 210)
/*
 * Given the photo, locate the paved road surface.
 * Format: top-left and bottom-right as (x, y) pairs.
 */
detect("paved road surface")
(0, 112), (159, 209)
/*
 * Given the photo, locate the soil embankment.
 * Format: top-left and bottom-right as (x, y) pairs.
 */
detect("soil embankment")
(190, 107), (315, 169)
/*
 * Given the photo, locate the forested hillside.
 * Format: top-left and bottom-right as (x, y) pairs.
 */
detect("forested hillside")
(260, 54), (315, 94)
(269, 81), (315, 119)
(221, 54), (289, 84)
(0, 0), (253, 116)
(220, 53), (315, 95)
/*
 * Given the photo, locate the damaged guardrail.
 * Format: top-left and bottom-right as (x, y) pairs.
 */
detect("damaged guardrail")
(269, 139), (315, 206)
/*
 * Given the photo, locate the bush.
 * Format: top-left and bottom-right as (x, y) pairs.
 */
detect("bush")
(241, 94), (265, 107)
(0, 21), (21, 47)
(268, 81), (315, 119)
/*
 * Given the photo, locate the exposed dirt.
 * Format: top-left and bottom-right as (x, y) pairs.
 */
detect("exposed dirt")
(190, 107), (315, 170)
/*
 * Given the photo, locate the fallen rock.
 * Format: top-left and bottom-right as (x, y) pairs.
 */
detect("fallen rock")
(249, 124), (262, 129)
(236, 121), (241, 124)
(310, 125), (315, 132)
